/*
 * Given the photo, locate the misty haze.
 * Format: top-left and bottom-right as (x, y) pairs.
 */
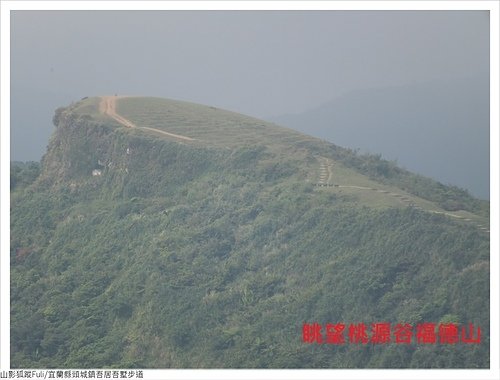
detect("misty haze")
(11, 10), (489, 198)
(9, 9), (491, 370)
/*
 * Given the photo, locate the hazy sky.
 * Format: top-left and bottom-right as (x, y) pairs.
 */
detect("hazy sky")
(11, 10), (489, 165)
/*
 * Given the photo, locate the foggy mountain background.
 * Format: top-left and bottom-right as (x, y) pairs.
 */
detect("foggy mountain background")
(10, 11), (490, 199)
(270, 75), (490, 199)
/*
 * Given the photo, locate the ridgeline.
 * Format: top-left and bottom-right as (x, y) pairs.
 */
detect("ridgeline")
(10, 96), (489, 368)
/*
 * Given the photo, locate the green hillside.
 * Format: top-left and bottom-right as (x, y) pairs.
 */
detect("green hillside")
(10, 96), (489, 368)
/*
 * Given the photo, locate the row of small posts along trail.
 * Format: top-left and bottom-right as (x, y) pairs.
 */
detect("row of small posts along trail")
(314, 157), (489, 234)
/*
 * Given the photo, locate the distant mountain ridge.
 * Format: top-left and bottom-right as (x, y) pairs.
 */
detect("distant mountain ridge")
(270, 75), (489, 199)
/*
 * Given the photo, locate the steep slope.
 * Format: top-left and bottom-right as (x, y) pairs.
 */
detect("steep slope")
(10, 96), (489, 368)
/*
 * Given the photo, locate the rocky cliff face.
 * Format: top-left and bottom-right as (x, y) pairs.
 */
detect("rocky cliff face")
(41, 107), (117, 183)
(39, 104), (231, 200)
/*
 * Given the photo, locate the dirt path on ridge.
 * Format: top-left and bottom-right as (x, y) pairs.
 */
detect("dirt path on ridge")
(314, 156), (489, 234)
(99, 96), (195, 141)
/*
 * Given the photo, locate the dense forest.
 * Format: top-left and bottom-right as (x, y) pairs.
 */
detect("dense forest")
(10, 98), (489, 368)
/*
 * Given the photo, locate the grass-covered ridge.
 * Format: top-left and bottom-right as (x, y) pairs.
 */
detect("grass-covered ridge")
(116, 96), (318, 150)
(10, 96), (490, 368)
(92, 96), (487, 222)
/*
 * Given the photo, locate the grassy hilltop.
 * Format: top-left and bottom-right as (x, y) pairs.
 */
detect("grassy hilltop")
(10, 96), (489, 368)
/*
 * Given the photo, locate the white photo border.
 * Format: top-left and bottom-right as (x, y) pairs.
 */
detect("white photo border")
(1, 1), (498, 379)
